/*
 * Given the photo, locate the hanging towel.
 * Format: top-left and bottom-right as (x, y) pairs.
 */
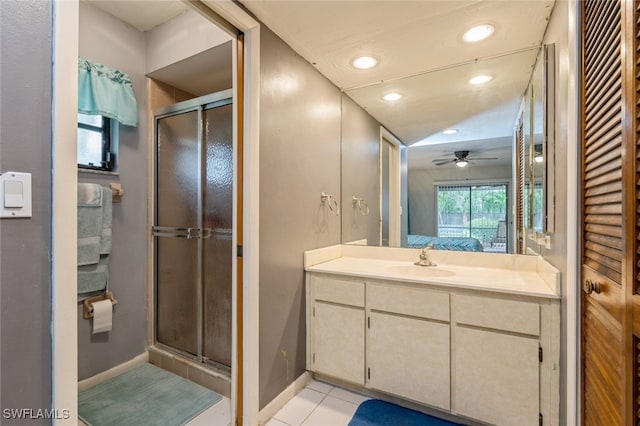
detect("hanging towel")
(100, 187), (112, 255)
(78, 256), (109, 295)
(78, 183), (103, 266)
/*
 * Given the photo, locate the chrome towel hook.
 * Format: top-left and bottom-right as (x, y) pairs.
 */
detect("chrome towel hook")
(352, 196), (370, 216)
(321, 192), (340, 215)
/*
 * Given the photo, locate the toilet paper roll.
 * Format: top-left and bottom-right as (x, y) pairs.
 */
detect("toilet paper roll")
(92, 299), (113, 334)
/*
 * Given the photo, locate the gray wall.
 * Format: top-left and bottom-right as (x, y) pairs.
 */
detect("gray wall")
(77, 2), (148, 380)
(0, 0), (52, 421)
(341, 95), (381, 245)
(408, 165), (512, 237)
(259, 27), (343, 408)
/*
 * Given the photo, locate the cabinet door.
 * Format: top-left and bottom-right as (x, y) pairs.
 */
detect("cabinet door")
(368, 312), (450, 410)
(312, 301), (365, 385)
(454, 327), (539, 425)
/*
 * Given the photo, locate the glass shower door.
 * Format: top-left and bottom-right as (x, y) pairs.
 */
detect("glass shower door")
(153, 91), (233, 369)
(155, 110), (201, 356)
(203, 103), (233, 367)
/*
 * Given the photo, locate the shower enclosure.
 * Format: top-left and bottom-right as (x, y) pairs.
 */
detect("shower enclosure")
(152, 89), (233, 370)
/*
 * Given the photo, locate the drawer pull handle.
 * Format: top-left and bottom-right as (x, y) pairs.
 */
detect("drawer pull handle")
(583, 279), (601, 295)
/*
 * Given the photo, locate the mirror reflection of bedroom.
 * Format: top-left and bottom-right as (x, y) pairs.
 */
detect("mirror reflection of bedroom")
(341, 2), (556, 255)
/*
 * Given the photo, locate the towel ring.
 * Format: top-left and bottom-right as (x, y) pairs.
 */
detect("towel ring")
(321, 192), (340, 215)
(352, 196), (370, 216)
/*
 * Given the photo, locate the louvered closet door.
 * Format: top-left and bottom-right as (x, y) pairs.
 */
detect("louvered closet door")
(581, 0), (634, 424)
(631, 1), (640, 424)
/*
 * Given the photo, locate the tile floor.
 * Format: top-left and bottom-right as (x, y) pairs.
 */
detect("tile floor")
(185, 396), (231, 426)
(77, 379), (364, 426)
(265, 380), (369, 426)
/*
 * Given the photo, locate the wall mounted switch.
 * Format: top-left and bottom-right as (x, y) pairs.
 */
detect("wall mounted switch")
(0, 172), (32, 218)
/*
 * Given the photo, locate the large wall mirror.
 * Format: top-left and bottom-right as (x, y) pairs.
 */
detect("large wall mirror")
(519, 44), (555, 253)
(340, 12), (557, 255)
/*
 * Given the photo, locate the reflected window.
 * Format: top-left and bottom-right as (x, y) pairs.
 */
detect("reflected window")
(436, 184), (508, 252)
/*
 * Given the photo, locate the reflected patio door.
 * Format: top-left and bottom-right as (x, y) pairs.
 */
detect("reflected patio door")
(154, 91), (233, 368)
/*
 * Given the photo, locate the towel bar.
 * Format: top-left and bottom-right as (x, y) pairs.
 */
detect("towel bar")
(82, 291), (118, 319)
(110, 183), (124, 203)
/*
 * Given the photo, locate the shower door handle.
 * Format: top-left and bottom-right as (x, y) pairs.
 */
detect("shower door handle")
(152, 226), (205, 239)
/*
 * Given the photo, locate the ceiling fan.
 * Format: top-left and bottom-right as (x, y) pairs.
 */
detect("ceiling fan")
(432, 150), (498, 168)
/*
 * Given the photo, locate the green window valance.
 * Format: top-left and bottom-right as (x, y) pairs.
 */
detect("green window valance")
(78, 58), (138, 127)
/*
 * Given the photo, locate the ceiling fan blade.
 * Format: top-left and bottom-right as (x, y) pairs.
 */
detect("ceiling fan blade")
(433, 159), (454, 166)
(432, 158), (452, 163)
(468, 157), (499, 161)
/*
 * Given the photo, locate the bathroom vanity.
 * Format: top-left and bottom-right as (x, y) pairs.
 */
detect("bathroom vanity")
(304, 245), (560, 426)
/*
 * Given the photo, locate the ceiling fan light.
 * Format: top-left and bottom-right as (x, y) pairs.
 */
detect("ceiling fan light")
(469, 75), (493, 85)
(352, 56), (378, 69)
(456, 159), (469, 168)
(443, 128), (458, 135)
(534, 154), (544, 163)
(463, 24), (495, 43)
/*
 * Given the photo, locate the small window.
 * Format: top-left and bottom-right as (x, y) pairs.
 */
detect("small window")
(77, 113), (115, 171)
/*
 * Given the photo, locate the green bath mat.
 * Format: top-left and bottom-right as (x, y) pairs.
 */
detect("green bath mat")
(79, 363), (223, 426)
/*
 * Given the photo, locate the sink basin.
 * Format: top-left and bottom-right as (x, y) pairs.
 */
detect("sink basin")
(386, 264), (456, 278)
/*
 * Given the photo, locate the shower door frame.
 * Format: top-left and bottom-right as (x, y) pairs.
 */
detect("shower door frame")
(152, 89), (234, 370)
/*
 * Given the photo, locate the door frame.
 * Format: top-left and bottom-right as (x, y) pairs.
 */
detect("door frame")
(380, 127), (402, 247)
(567, 1), (580, 424)
(51, 1), (261, 425)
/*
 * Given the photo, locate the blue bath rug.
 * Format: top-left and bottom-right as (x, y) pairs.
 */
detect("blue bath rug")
(79, 363), (222, 426)
(349, 399), (464, 426)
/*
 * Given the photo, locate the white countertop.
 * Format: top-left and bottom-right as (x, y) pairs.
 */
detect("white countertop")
(304, 245), (560, 299)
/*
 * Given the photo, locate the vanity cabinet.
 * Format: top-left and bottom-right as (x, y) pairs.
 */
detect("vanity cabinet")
(308, 274), (365, 385)
(452, 294), (542, 425)
(306, 271), (559, 426)
(367, 283), (450, 410)
(368, 312), (450, 410)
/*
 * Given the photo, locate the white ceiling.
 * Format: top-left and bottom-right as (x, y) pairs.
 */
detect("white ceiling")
(84, 0), (556, 169)
(84, 0), (188, 31)
(241, 0), (555, 168)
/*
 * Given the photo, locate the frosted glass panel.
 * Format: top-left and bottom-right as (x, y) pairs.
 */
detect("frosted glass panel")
(155, 111), (199, 355)
(156, 238), (198, 355)
(156, 111), (199, 228)
(202, 103), (233, 367)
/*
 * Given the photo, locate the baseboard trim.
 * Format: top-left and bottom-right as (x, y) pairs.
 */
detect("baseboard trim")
(78, 352), (149, 392)
(258, 371), (312, 425)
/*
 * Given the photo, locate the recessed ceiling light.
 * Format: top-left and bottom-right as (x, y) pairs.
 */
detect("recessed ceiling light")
(469, 75), (493, 85)
(463, 24), (495, 43)
(383, 93), (402, 101)
(443, 128), (458, 135)
(352, 56), (378, 70)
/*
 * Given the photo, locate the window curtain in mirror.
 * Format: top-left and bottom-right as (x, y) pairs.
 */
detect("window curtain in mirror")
(78, 58), (138, 127)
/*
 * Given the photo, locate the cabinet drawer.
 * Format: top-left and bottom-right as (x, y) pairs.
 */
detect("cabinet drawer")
(453, 294), (539, 336)
(367, 283), (449, 321)
(311, 274), (364, 307)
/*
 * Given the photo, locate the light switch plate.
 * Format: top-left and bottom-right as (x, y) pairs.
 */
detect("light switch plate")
(0, 172), (32, 218)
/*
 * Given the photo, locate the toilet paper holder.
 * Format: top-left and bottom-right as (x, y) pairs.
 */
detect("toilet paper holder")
(83, 291), (118, 319)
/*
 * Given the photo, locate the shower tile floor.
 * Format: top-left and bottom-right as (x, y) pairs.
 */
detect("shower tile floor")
(77, 396), (231, 426)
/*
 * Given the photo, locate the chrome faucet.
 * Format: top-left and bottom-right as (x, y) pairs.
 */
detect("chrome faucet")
(415, 243), (437, 267)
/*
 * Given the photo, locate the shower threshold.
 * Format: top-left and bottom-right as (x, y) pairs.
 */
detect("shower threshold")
(148, 344), (231, 399)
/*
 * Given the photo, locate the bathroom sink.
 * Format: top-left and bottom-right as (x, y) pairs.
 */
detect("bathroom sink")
(386, 264), (456, 278)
